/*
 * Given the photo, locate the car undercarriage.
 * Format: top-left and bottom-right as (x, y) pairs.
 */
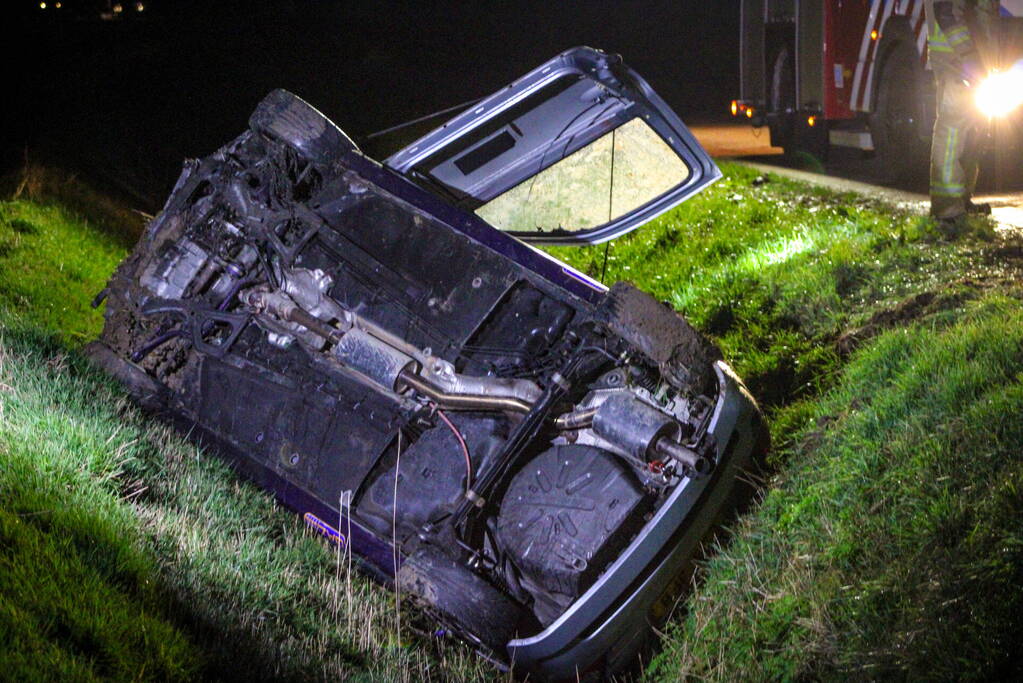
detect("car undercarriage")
(89, 49), (765, 679)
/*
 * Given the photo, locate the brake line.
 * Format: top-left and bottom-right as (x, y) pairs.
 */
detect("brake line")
(434, 407), (473, 491)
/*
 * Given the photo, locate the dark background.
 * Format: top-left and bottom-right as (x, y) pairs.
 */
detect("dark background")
(8, 0), (739, 210)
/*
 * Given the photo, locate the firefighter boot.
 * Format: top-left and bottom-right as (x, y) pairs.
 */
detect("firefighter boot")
(966, 200), (992, 215)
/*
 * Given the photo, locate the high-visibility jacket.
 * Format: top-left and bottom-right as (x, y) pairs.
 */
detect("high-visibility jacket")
(925, 0), (1000, 75)
(925, 1), (1001, 215)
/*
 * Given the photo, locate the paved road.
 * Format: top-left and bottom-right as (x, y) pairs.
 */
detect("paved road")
(689, 121), (1023, 232)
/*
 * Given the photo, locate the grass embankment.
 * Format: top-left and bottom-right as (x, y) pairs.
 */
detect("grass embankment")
(0, 177), (487, 681)
(649, 295), (1023, 680)
(2, 163), (1020, 679)
(548, 163), (993, 414)
(547, 163), (1023, 679)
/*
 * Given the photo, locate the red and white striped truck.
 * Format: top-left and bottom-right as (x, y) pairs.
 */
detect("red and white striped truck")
(736, 0), (1023, 179)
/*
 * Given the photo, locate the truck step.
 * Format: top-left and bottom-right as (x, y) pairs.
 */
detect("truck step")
(829, 129), (874, 151)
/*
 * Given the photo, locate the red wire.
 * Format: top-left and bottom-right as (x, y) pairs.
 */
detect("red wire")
(434, 407), (473, 489)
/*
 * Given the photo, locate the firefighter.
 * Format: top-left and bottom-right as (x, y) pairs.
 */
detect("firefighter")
(925, 0), (1000, 226)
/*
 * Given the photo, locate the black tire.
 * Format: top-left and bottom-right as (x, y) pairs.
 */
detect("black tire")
(397, 548), (530, 655)
(869, 41), (931, 183)
(601, 282), (722, 396)
(248, 89), (358, 164)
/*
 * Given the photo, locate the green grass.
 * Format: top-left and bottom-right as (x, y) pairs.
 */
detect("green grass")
(549, 162), (994, 416)
(0, 190), (489, 681)
(552, 163), (1006, 419)
(2, 162), (1021, 680)
(647, 294), (1023, 680)
(543, 162), (1023, 679)
(0, 200), (126, 342)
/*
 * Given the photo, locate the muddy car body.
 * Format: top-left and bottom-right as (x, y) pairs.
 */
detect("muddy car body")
(89, 48), (766, 679)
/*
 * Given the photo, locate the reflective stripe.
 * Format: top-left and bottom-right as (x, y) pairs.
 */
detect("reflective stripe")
(943, 127), (959, 183)
(852, 0), (884, 111)
(861, 0), (897, 110)
(947, 26), (971, 45)
(928, 18), (952, 48)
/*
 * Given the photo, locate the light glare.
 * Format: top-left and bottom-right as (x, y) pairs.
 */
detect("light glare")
(976, 68), (1023, 117)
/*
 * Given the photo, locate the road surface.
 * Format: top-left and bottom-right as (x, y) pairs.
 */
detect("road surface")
(689, 121), (1023, 232)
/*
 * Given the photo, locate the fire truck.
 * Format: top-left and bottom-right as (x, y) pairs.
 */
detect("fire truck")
(735, 0), (1023, 179)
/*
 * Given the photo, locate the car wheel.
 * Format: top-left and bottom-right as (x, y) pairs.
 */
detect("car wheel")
(397, 548), (531, 654)
(248, 89), (357, 164)
(602, 283), (722, 396)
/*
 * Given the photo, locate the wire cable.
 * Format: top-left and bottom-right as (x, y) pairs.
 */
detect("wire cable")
(363, 97), (484, 140)
(434, 408), (473, 490)
(391, 431), (402, 642)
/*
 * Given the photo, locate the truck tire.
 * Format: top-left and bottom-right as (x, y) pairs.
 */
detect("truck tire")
(869, 41), (930, 183)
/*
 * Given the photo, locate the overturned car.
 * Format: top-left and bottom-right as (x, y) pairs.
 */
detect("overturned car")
(89, 48), (766, 679)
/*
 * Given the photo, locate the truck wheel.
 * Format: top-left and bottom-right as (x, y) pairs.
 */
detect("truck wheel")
(869, 41), (930, 183)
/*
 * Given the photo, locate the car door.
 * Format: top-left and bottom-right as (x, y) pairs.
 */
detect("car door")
(384, 46), (721, 245)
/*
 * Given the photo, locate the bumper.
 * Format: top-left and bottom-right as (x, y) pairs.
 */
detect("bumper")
(507, 361), (762, 679)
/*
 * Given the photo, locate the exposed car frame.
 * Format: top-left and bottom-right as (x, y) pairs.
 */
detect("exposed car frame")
(88, 47), (766, 680)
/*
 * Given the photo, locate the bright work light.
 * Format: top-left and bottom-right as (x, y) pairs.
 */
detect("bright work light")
(975, 67), (1023, 117)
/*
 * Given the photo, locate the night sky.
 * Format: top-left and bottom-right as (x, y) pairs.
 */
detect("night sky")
(9, 0), (739, 208)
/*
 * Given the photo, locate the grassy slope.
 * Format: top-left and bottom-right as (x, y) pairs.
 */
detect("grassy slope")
(550, 163), (1023, 679)
(2, 163), (1020, 679)
(649, 295), (1023, 680)
(0, 194), (488, 681)
(548, 163), (991, 415)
